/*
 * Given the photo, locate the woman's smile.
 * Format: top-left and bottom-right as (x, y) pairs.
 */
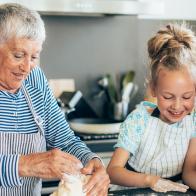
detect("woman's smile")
(12, 72), (26, 80)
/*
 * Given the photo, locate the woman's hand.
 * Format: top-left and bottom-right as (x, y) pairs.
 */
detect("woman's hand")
(18, 148), (83, 179)
(81, 158), (110, 196)
(146, 175), (189, 193)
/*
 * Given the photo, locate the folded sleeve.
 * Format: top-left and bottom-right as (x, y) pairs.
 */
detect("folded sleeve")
(114, 103), (149, 155)
(0, 154), (22, 187)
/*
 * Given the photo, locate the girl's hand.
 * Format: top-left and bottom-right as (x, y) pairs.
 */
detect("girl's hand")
(81, 158), (110, 196)
(19, 148), (83, 179)
(151, 178), (189, 193)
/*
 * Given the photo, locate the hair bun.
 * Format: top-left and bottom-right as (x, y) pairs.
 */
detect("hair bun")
(148, 23), (196, 60)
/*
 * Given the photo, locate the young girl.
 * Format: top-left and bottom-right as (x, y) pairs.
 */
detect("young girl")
(107, 23), (196, 193)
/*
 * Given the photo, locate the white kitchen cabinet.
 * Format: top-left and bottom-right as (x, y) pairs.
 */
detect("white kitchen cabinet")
(0, 0), (164, 16)
(139, 0), (196, 20)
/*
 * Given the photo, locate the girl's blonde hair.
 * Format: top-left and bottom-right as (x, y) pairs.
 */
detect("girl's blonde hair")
(147, 23), (196, 88)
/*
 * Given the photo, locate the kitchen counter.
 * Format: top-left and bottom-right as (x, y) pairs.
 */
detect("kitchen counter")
(109, 187), (196, 196)
(42, 186), (196, 196)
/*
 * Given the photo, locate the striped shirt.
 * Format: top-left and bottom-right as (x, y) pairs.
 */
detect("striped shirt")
(0, 66), (97, 188)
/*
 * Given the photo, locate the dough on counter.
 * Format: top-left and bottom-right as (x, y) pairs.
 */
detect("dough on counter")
(50, 174), (90, 196)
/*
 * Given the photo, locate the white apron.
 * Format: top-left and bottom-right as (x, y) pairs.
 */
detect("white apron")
(128, 111), (193, 178)
(0, 84), (46, 195)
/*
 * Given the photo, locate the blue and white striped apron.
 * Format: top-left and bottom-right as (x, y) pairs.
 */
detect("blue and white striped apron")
(128, 114), (193, 178)
(0, 84), (46, 195)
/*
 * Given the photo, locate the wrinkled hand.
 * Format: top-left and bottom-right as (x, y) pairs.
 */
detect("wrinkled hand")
(19, 148), (83, 179)
(151, 178), (189, 193)
(80, 158), (110, 196)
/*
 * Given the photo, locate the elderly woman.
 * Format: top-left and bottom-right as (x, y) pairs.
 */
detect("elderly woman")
(0, 3), (109, 196)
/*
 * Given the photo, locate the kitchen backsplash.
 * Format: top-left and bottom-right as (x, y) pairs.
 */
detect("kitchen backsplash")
(40, 15), (196, 117)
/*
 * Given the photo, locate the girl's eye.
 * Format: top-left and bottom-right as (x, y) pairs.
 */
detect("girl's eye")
(183, 96), (192, 100)
(163, 96), (172, 99)
(183, 93), (194, 100)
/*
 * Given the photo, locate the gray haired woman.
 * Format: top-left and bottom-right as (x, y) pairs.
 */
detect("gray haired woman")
(0, 3), (109, 196)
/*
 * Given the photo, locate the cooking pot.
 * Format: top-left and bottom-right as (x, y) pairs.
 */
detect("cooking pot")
(69, 118), (121, 134)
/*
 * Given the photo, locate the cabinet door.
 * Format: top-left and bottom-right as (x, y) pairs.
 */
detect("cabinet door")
(139, 0), (196, 20)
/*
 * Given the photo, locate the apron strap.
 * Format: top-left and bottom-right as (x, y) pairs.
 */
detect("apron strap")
(21, 83), (45, 136)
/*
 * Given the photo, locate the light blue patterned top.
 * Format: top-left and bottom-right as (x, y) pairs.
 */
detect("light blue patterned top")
(115, 101), (196, 155)
(115, 101), (196, 177)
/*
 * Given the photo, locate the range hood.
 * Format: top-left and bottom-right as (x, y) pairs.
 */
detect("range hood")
(2, 0), (164, 16)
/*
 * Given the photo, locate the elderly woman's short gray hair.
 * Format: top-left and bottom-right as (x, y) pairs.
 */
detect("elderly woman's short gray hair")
(0, 3), (45, 44)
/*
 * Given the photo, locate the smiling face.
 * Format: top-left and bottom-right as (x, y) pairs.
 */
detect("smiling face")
(0, 38), (42, 93)
(152, 67), (196, 124)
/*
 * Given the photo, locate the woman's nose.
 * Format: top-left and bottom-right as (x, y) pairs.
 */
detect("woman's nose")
(20, 58), (32, 72)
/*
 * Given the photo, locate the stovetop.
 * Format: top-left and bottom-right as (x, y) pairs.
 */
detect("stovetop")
(74, 131), (119, 141)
